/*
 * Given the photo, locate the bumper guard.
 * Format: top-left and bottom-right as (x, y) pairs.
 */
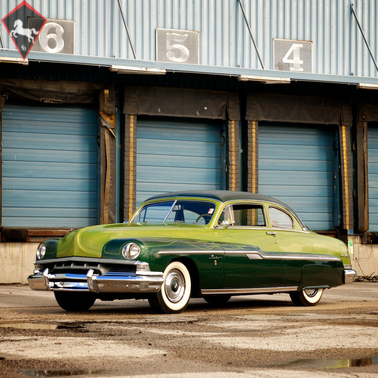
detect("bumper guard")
(344, 269), (357, 285)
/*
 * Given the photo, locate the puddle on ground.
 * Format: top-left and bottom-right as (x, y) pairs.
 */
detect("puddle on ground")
(284, 355), (378, 369)
(22, 369), (105, 377)
(0, 322), (84, 330)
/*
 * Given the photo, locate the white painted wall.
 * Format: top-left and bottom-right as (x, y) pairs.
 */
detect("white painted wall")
(349, 236), (378, 278)
(0, 243), (38, 284)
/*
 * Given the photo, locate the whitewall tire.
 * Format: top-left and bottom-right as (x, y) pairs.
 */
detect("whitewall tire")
(290, 288), (324, 306)
(148, 261), (192, 313)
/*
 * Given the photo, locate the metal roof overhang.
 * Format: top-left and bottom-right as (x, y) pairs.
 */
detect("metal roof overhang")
(1, 49), (378, 88)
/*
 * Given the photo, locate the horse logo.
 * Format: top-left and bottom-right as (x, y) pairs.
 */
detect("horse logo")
(1, 1), (46, 59)
(10, 19), (39, 44)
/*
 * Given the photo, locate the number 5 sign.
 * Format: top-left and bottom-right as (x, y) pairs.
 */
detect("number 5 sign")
(273, 38), (312, 73)
(156, 28), (199, 64)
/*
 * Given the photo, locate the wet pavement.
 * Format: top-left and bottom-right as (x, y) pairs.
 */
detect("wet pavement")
(0, 283), (378, 377)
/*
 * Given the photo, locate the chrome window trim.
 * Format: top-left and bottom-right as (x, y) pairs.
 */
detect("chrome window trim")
(163, 200), (178, 222)
(220, 226), (310, 234)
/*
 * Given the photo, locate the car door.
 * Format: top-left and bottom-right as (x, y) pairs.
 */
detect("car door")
(214, 203), (282, 289)
(266, 205), (307, 287)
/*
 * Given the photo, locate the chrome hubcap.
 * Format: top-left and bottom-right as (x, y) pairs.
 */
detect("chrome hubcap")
(164, 269), (185, 303)
(304, 289), (318, 298)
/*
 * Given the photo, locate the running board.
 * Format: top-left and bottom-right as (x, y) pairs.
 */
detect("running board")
(201, 286), (298, 296)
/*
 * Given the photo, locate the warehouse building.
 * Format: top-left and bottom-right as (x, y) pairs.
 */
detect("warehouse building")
(0, 0), (378, 282)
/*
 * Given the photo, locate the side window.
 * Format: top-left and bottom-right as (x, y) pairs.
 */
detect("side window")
(219, 204), (266, 227)
(269, 207), (293, 229)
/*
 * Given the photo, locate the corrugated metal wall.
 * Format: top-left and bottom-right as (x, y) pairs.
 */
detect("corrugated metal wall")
(136, 117), (224, 206)
(1, 0), (377, 77)
(2, 104), (99, 228)
(259, 124), (335, 231)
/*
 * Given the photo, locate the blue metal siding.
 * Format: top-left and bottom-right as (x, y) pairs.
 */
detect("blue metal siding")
(259, 124), (335, 230)
(1, 0), (378, 78)
(136, 118), (223, 206)
(2, 104), (99, 228)
(368, 127), (378, 231)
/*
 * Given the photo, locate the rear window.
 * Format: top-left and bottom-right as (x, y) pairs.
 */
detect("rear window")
(269, 207), (294, 229)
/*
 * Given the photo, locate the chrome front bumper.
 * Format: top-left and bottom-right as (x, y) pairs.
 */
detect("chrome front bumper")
(28, 267), (164, 294)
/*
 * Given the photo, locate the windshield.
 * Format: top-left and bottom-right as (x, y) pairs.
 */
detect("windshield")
(131, 200), (216, 225)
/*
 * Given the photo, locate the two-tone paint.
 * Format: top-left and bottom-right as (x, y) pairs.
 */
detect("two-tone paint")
(28, 191), (356, 312)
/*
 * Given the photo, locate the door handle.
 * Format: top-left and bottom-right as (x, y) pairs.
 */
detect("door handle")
(266, 231), (277, 237)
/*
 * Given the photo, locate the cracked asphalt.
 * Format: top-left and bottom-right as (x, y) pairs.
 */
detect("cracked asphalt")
(0, 282), (378, 377)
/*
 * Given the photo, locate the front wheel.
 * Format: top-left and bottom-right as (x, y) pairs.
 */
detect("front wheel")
(290, 288), (324, 306)
(54, 291), (96, 311)
(148, 261), (191, 314)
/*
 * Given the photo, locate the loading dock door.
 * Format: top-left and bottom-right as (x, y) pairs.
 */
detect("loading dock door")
(136, 118), (224, 206)
(2, 104), (99, 228)
(259, 124), (336, 231)
(368, 126), (378, 231)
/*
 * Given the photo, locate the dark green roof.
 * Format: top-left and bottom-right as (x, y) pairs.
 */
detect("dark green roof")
(146, 190), (284, 206)
(145, 190), (304, 228)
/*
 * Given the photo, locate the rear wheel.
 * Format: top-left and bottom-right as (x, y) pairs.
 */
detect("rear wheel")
(148, 261), (191, 314)
(290, 288), (324, 306)
(54, 291), (96, 311)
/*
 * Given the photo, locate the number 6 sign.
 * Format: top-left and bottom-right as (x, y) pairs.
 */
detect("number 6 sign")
(157, 28), (199, 64)
(31, 19), (74, 55)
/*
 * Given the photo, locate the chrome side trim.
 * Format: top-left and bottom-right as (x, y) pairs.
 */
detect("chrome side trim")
(158, 250), (340, 261)
(225, 251), (341, 262)
(201, 286), (298, 295)
(159, 249), (341, 262)
(280, 253), (341, 262)
(246, 252), (263, 260)
(225, 251), (280, 260)
(344, 269), (357, 284)
(158, 250), (224, 255)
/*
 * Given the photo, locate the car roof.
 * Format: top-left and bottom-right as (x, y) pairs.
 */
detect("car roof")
(145, 190), (286, 207)
(143, 190), (306, 229)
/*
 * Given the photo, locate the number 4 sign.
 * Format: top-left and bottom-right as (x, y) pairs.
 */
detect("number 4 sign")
(273, 38), (312, 73)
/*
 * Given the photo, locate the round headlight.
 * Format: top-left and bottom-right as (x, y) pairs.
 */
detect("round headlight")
(122, 242), (141, 260)
(36, 243), (46, 260)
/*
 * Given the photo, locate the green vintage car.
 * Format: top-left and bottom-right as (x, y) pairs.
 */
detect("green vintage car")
(28, 191), (356, 313)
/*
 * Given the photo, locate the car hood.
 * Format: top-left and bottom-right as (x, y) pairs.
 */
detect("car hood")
(54, 223), (212, 258)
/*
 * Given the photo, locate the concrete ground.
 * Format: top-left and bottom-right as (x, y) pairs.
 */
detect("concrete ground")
(0, 282), (378, 378)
